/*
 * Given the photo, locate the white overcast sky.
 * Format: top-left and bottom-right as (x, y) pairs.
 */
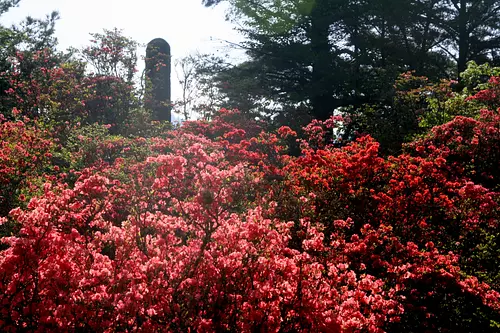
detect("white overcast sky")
(0, 0), (245, 111)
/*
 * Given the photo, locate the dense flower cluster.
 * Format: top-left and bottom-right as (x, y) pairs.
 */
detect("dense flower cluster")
(0, 116), (55, 217)
(1, 86), (500, 331)
(466, 76), (500, 107)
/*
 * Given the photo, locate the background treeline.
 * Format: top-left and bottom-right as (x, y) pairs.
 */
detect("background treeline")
(2, 0), (500, 155)
(173, 0), (500, 152)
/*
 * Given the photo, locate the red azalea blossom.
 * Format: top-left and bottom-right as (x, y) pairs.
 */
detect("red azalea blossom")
(1, 82), (500, 332)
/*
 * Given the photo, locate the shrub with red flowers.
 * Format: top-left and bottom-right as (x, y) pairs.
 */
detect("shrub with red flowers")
(2, 13), (500, 329)
(342, 62), (500, 155)
(0, 28), (143, 138)
(466, 76), (500, 111)
(0, 115), (56, 217)
(1, 99), (500, 332)
(2, 49), (138, 135)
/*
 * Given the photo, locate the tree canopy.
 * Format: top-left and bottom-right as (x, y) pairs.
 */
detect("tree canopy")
(198, 0), (500, 128)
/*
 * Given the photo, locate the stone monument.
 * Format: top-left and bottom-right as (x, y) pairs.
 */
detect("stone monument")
(145, 38), (171, 122)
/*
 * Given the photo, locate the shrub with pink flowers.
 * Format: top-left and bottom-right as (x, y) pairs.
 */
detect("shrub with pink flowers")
(0, 115), (56, 217)
(1, 92), (500, 332)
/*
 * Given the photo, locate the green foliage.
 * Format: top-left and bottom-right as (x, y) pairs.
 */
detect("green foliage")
(64, 123), (151, 171)
(466, 230), (500, 291)
(343, 61), (500, 155)
(229, 0), (313, 34)
(419, 61), (500, 131)
(461, 61), (500, 94)
(0, 0), (20, 15)
(121, 107), (173, 138)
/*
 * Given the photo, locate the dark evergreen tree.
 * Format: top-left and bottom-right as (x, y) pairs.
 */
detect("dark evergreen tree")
(200, 0), (456, 122)
(199, 0), (500, 150)
(440, 0), (500, 76)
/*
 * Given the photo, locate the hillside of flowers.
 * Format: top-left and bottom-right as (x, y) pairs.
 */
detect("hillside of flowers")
(1, 40), (500, 332)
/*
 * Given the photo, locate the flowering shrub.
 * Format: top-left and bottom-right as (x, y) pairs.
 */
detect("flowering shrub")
(1, 100), (500, 331)
(0, 116), (55, 217)
(1, 30), (141, 137)
(343, 62), (500, 155)
(466, 76), (500, 111)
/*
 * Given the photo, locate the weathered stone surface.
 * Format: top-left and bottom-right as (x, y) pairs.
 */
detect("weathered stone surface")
(145, 38), (171, 122)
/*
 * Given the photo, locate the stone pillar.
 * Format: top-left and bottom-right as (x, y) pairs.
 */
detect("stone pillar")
(145, 38), (171, 122)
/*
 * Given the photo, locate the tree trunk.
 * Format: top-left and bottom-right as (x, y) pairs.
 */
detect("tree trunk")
(309, 0), (335, 120)
(457, 0), (469, 77)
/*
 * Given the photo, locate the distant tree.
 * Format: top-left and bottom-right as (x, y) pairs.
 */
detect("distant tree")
(440, 0), (500, 76)
(200, 0), (456, 124)
(0, 0), (19, 16)
(0, 2), (61, 117)
(2, 27), (141, 135)
(174, 55), (198, 121)
(70, 29), (140, 131)
(79, 28), (139, 84)
(201, 0), (499, 126)
(173, 52), (263, 120)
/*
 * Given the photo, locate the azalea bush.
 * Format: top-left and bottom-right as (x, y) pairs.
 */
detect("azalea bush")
(1, 94), (500, 332)
(0, 29), (141, 138)
(344, 62), (500, 155)
(2, 7), (499, 330)
(0, 115), (56, 218)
